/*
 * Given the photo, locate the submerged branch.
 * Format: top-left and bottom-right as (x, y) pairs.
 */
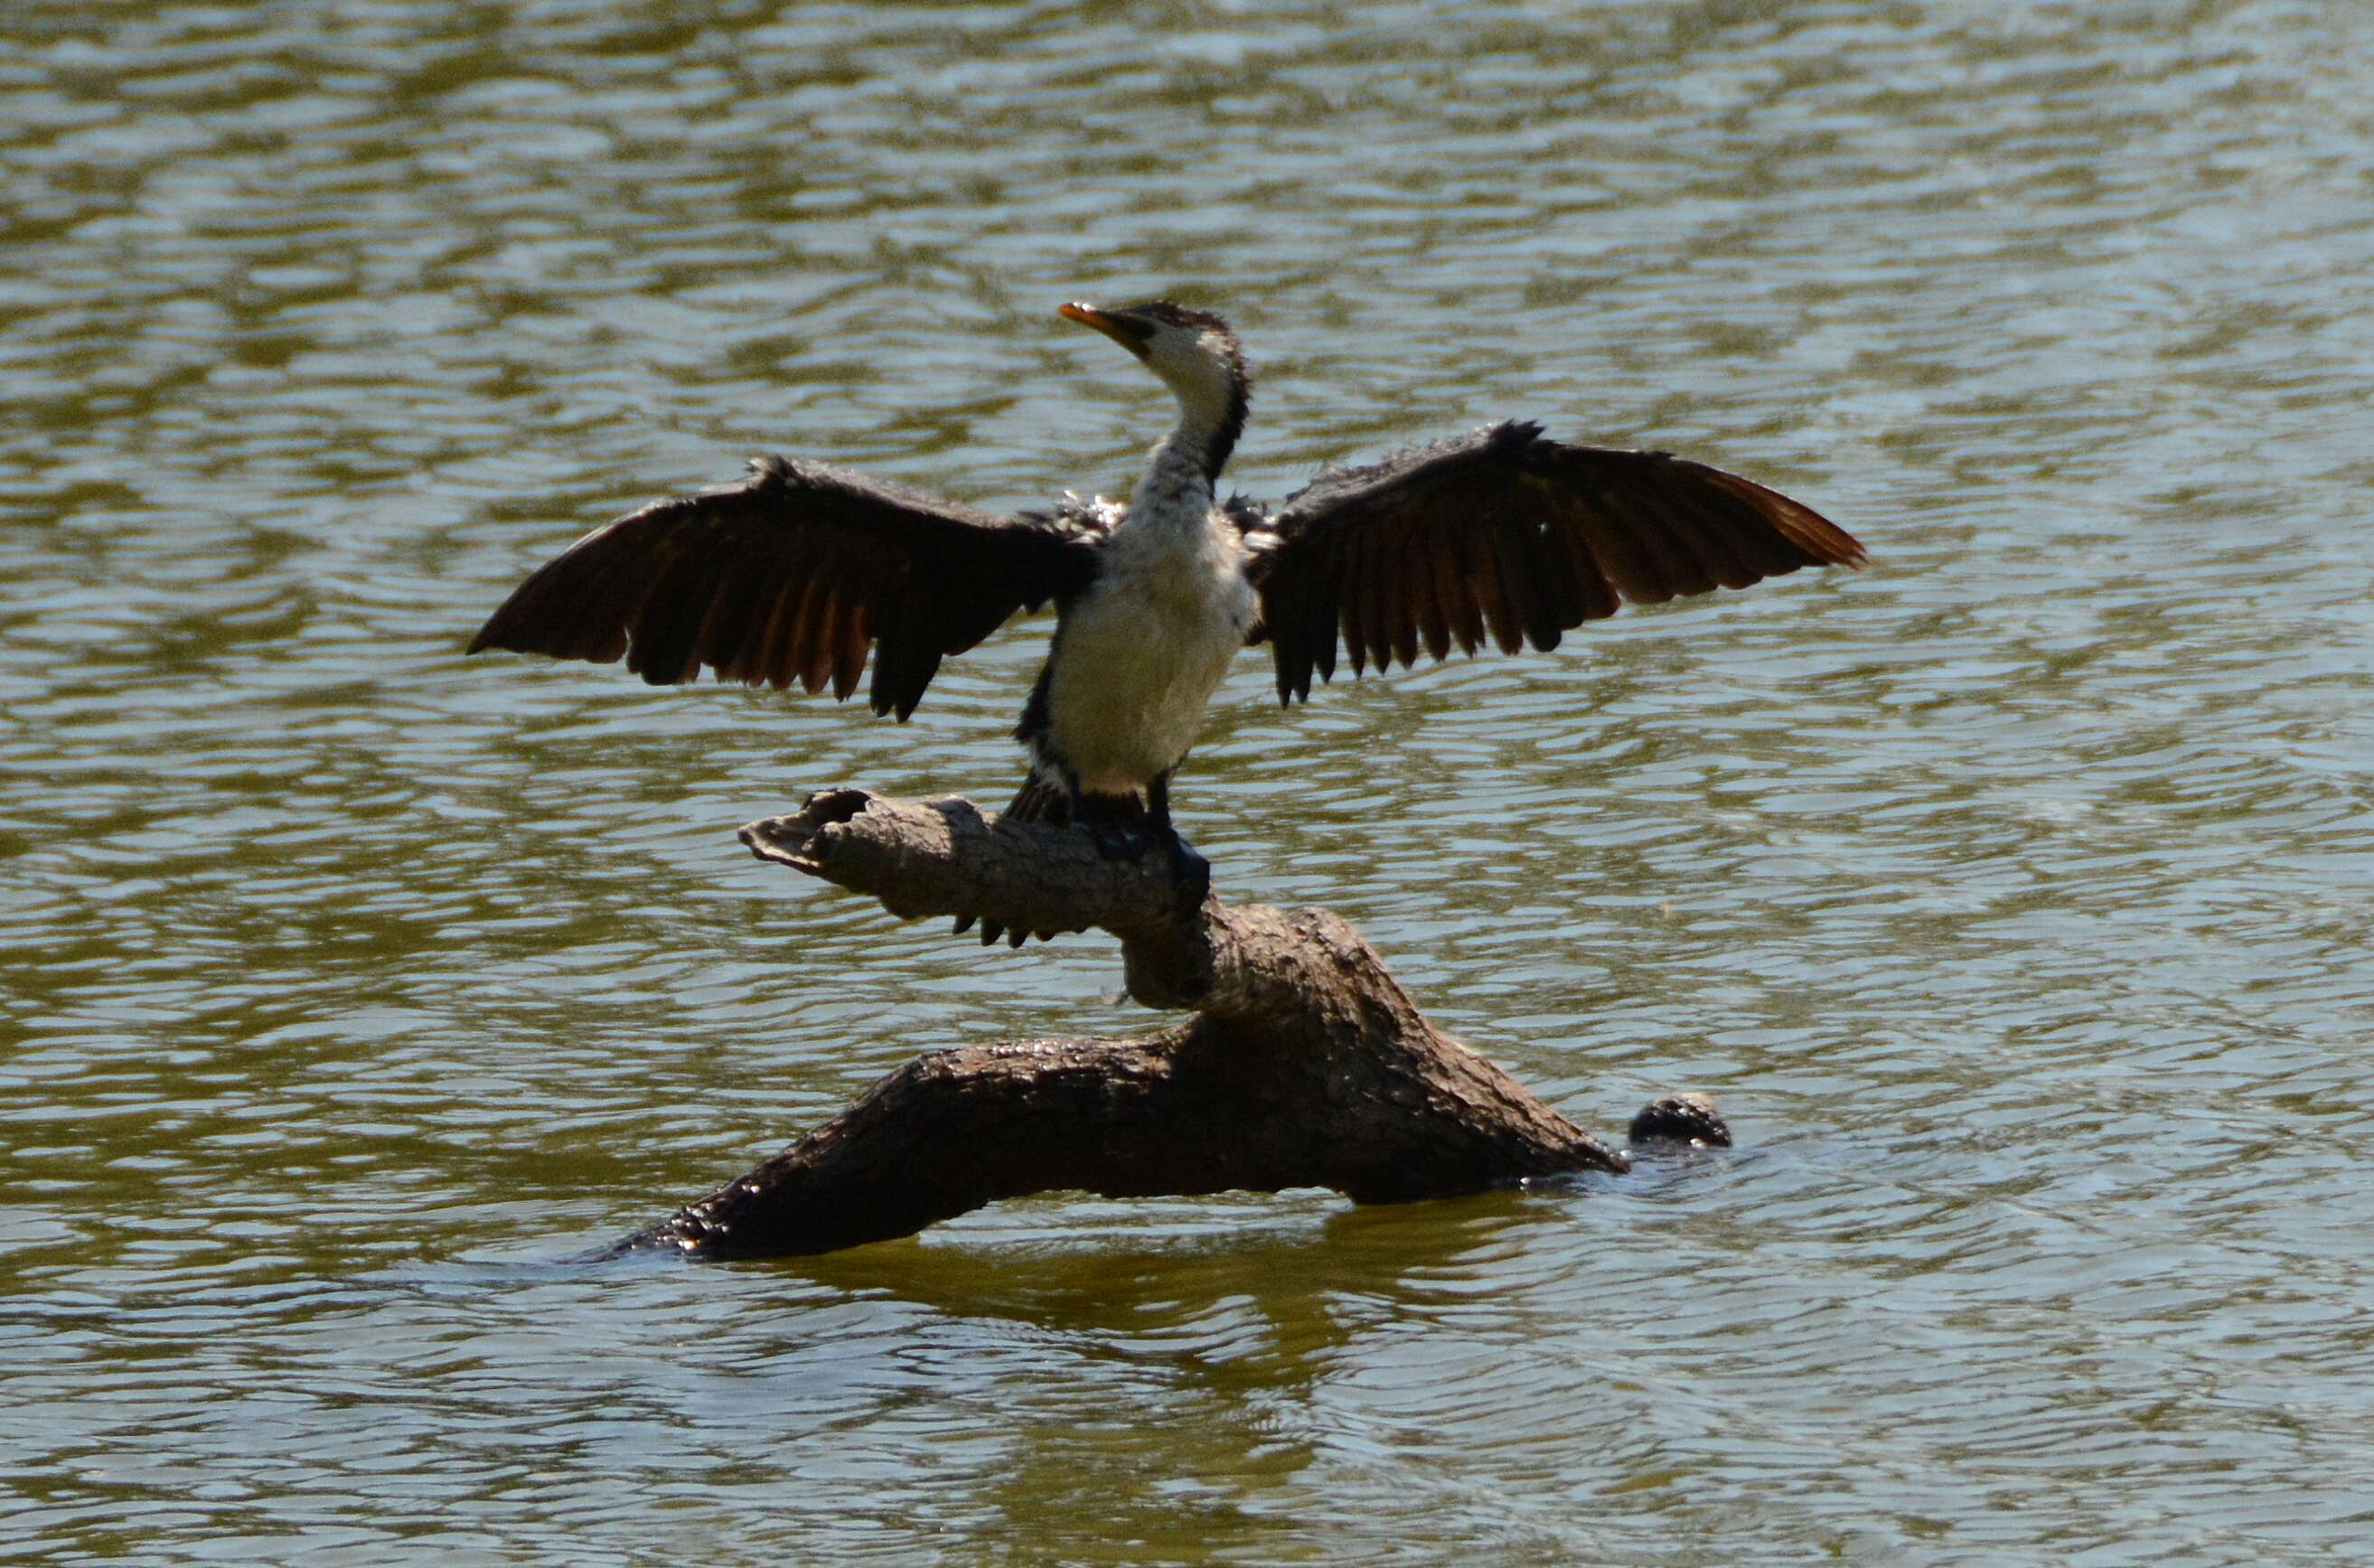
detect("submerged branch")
(627, 788), (1637, 1261)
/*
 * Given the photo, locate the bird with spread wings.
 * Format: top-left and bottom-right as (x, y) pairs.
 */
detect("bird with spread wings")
(471, 301), (1863, 895)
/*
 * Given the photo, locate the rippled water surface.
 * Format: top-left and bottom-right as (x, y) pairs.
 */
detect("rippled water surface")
(7, 1), (2374, 1562)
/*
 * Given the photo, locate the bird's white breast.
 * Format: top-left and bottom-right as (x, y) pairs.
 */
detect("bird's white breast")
(1043, 497), (1255, 796)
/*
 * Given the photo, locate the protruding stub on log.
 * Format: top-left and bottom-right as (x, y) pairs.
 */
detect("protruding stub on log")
(1627, 1092), (1731, 1150)
(617, 787), (1636, 1260)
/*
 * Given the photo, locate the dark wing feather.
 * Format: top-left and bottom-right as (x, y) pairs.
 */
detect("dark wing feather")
(1238, 421), (1863, 704)
(469, 455), (1104, 720)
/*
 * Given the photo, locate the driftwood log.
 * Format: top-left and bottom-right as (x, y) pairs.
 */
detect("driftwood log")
(628, 789), (1722, 1261)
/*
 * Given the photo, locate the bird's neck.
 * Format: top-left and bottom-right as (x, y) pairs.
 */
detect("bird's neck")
(1157, 365), (1247, 481)
(1126, 390), (1243, 529)
(1130, 423), (1216, 521)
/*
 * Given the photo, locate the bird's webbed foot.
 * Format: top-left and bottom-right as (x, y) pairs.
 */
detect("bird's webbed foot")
(1163, 830), (1212, 913)
(1083, 821), (1146, 861)
(1074, 821), (1209, 912)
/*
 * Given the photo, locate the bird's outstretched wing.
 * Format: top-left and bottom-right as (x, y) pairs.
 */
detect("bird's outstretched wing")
(469, 455), (1106, 720)
(1237, 421), (1863, 704)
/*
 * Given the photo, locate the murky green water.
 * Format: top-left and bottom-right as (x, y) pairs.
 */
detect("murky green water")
(7, 1), (2374, 1561)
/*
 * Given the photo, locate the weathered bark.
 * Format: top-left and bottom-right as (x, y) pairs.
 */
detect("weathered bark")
(628, 789), (1630, 1261)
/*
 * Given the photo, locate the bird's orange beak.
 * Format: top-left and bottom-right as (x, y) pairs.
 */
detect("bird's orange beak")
(1059, 301), (1150, 357)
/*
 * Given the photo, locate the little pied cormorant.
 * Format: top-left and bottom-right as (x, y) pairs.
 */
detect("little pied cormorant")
(470, 300), (1863, 916)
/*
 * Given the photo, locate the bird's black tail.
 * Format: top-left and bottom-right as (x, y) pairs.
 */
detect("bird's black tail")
(959, 778), (1148, 946)
(1000, 776), (1147, 831)
(1001, 775), (1067, 828)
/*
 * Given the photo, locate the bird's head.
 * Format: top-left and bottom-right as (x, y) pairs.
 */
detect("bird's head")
(1060, 299), (1250, 474)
